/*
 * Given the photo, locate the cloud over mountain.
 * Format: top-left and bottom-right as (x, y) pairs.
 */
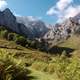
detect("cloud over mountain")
(0, 0), (7, 11)
(47, 0), (80, 23)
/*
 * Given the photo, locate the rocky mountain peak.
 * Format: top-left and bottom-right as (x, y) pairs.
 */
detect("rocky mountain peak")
(3, 8), (11, 14)
(43, 13), (80, 48)
(0, 8), (49, 39)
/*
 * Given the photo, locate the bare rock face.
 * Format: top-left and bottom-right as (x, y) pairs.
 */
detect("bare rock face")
(43, 13), (80, 47)
(0, 8), (20, 33)
(16, 16), (49, 38)
(0, 8), (49, 39)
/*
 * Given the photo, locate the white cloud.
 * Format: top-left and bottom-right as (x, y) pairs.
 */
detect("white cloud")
(0, 0), (7, 11)
(64, 6), (80, 19)
(47, 0), (73, 16)
(47, 0), (80, 23)
(47, 7), (59, 16)
(57, 5), (80, 22)
(27, 16), (38, 21)
(27, 16), (42, 21)
(56, 0), (73, 11)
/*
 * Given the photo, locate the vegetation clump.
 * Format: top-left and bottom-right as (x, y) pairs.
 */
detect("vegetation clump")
(0, 49), (30, 80)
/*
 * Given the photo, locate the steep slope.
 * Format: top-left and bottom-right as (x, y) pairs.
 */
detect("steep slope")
(43, 13), (80, 48)
(58, 35), (80, 50)
(0, 8), (20, 33)
(17, 16), (48, 38)
(0, 34), (80, 80)
(0, 8), (49, 39)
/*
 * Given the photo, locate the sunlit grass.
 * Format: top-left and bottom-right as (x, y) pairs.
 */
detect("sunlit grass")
(0, 49), (30, 80)
(58, 35), (80, 49)
(0, 34), (80, 80)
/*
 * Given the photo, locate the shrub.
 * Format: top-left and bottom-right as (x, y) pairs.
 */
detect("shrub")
(26, 39), (31, 47)
(0, 26), (6, 31)
(29, 41), (36, 48)
(0, 30), (8, 39)
(0, 49), (30, 80)
(15, 36), (27, 47)
(7, 33), (16, 41)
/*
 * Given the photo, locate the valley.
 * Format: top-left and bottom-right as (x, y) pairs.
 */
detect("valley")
(0, 26), (79, 80)
(0, 6), (80, 80)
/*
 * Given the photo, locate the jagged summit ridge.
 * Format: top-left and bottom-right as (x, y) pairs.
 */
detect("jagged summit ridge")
(43, 13), (80, 47)
(0, 8), (80, 47)
(16, 16), (49, 38)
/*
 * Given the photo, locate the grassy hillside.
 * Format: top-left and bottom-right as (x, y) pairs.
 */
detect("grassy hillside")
(0, 26), (80, 80)
(58, 35), (80, 57)
(58, 35), (80, 50)
(0, 34), (79, 80)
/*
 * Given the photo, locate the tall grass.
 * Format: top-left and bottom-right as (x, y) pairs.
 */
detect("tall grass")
(0, 49), (30, 80)
(52, 52), (80, 80)
(30, 51), (80, 80)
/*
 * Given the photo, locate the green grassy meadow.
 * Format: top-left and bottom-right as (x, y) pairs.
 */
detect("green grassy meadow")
(0, 34), (80, 80)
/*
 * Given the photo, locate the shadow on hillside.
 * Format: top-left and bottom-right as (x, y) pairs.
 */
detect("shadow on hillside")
(26, 76), (36, 80)
(48, 46), (75, 56)
(15, 69), (37, 80)
(25, 69), (39, 80)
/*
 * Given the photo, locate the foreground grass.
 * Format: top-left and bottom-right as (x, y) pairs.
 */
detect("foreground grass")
(29, 68), (58, 80)
(0, 35), (80, 80)
(0, 49), (32, 80)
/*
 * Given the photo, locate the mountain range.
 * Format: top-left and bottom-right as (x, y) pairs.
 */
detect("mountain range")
(0, 8), (49, 39)
(0, 8), (80, 47)
(43, 15), (80, 47)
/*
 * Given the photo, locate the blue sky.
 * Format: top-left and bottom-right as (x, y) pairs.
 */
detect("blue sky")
(0, 0), (80, 24)
(7, 0), (57, 24)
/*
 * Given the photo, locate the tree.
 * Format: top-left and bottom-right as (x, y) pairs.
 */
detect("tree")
(0, 30), (8, 39)
(15, 36), (27, 47)
(7, 33), (16, 41)
(30, 40), (38, 48)
(0, 26), (6, 31)
(39, 38), (48, 51)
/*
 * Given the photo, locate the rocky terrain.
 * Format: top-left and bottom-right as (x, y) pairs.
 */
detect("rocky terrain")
(43, 15), (80, 48)
(0, 8), (80, 80)
(0, 8), (80, 48)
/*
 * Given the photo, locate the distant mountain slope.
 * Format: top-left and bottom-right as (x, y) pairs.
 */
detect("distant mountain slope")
(0, 8), (20, 33)
(0, 8), (49, 39)
(16, 16), (48, 38)
(0, 8), (80, 50)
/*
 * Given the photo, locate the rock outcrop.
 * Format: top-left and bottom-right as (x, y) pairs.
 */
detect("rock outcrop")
(0, 8), (20, 33)
(43, 13), (80, 48)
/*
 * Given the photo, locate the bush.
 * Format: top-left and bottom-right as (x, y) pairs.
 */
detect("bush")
(15, 36), (27, 47)
(0, 26), (6, 31)
(29, 40), (38, 48)
(0, 30), (8, 39)
(0, 49), (30, 80)
(7, 33), (16, 41)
